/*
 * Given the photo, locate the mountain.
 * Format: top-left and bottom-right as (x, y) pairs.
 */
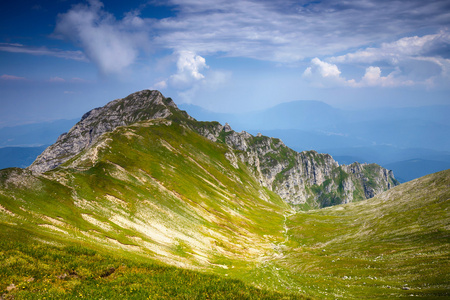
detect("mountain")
(180, 101), (450, 182)
(0, 117), (303, 298)
(28, 90), (397, 209)
(0, 96), (448, 299)
(29, 90), (179, 174)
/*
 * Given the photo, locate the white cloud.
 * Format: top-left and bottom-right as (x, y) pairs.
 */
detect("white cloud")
(303, 58), (415, 88)
(327, 30), (450, 88)
(302, 58), (347, 87)
(153, 80), (168, 89)
(310, 58), (341, 78)
(350, 66), (414, 88)
(53, 0), (151, 74)
(168, 51), (208, 89)
(1, 74), (26, 80)
(153, 50), (231, 102)
(331, 30), (450, 64)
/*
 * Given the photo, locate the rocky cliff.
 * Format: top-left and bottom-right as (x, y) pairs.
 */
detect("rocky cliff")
(28, 89), (398, 207)
(29, 90), (183, 173)
(193, 122), (398, 208)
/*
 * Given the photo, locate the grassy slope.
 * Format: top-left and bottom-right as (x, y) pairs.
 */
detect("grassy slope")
(0, 119), (305, 299)
(277, 169), (450, 299)
(0, 119), (448, 299)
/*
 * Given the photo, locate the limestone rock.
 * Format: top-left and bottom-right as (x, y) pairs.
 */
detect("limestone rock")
(29, 90), (179, 173)
(193, 122), (399, 207)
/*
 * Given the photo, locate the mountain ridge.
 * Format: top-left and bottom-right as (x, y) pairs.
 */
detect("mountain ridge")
(27, 89), (398, 208)
(0, 119), (448, 298)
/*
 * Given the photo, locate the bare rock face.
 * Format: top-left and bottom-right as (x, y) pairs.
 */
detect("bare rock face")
(197, 122), (399, 207)
(28, 90), (179, 173)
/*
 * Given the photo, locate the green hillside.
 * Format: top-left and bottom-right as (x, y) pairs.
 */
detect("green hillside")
(0, 119), (304, 299)
(0, 116), (448, 299)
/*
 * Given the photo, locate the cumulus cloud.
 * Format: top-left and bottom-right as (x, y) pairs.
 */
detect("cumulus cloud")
(304, 58), (415, 88)
(168, 51), (208, 89)
(303, 58), (347, 87)
(349, 67), (414, 88)
(53, 0), (150, 74)
(327, 30), (450, 87)
(152, 50), (231, 102)
(304, 58), (342, 78)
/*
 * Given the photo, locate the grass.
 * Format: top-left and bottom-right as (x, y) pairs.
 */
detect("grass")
(0, 119), (448, 299)
(0, 239), (307, 300)
(276, 169), (450, 299)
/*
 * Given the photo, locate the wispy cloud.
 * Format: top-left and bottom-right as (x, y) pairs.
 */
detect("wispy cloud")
(0, 43), (87, 61)
(331, 30), (450, 64)
(152, 0), (450, 62)
(0, 74), (26, 80)
(49, 76), (66, 83)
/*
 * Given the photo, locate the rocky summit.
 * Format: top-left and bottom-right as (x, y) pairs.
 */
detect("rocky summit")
(28, 89), (397, 208)
(29, 90), (181, 174)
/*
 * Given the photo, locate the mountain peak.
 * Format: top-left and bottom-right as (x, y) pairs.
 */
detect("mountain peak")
(29, 90), (178, 173)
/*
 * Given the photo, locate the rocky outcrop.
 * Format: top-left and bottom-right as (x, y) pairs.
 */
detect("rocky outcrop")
(196, 123), (398, 207)
(29, 90), (181, 173)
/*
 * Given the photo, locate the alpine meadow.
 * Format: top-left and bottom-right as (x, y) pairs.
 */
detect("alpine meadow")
(0, 90), (448, 299)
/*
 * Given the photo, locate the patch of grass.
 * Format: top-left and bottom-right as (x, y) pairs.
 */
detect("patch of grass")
(0, 240), (307, 299)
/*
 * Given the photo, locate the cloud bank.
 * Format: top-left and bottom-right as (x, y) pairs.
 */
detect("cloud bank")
(153, 0), (450, 62)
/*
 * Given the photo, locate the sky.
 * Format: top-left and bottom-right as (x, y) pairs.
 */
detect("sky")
(0, 0), (449, 127)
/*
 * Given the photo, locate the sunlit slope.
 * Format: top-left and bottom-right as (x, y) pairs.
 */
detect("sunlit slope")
(276, 169), (449, 299)
(0, 120), (293, 280)
(1, 117), (448, 299)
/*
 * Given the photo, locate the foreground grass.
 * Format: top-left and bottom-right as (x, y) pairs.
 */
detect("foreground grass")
(0, 240), (308, 300)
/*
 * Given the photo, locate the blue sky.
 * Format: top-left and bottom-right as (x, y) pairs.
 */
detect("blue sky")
(0, 0), (449, 127)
